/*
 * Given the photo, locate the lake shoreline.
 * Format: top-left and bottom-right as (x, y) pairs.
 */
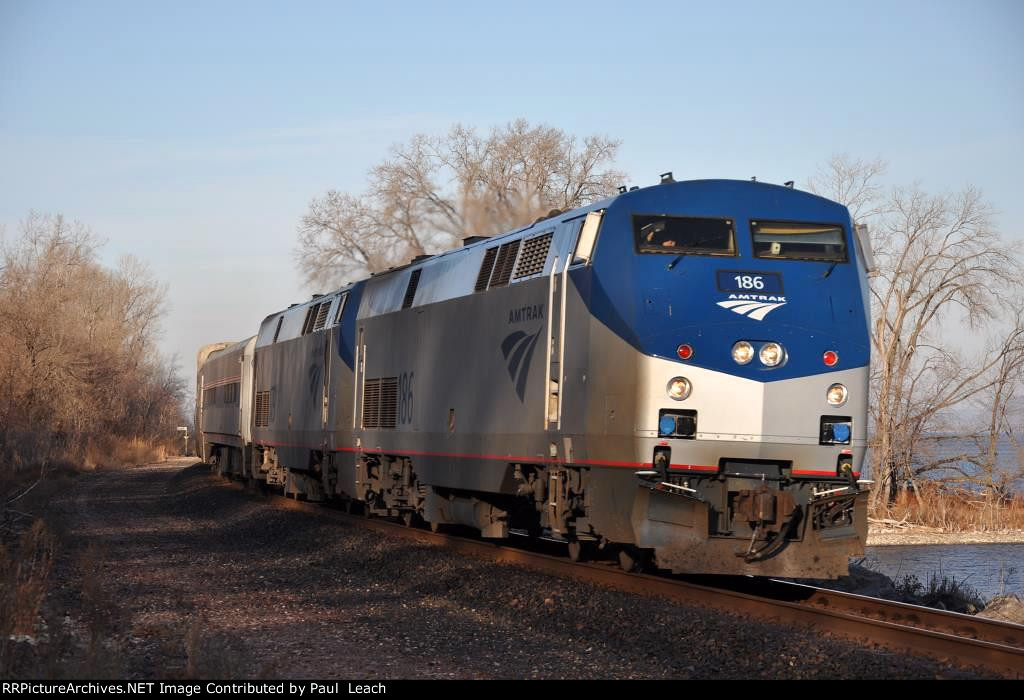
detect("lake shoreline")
(867, 527), (1024, 546)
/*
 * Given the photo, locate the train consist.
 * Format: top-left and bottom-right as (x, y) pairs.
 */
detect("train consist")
(197, 177), (872, 577)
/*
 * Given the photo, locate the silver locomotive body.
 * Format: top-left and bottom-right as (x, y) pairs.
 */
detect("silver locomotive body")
(198, 179), (871, 577)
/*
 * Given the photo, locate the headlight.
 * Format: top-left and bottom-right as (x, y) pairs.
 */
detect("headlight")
(759, 342), (786, 367)
(732, 341), (754, 365)
(667, 377), (691, 401)
(827, 383), (848, 407)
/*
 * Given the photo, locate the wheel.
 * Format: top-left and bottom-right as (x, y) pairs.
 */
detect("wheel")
(618, 548), (637, 572)
(567, 540), (585, 563)
(362, 493), (377, 518)
(429, 520), (442, 533)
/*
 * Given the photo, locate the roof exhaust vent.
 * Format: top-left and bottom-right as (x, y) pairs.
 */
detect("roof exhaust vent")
(784, 181), (795, 188)
(660, 171), (675, 184)
(629, 186), (639, 191)
(617, 185), (628, 194)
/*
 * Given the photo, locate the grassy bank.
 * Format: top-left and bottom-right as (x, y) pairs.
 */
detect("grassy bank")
(869, 480), (1024, 534)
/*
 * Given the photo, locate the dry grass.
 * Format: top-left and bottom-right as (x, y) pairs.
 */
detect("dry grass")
(0, 520), (56, 676)
(1, 465), (240, 679)
(872, 481), (1024, 532)
(81, 436), (167, 471)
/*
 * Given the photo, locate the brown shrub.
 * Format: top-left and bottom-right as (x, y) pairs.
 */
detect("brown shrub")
(872, 481), (1024, 531)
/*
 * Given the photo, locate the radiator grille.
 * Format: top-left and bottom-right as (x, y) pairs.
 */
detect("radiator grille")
(362, 379), (381, 429)
(312, 302), (330, 331)
(362, 377), (398, 429)
(514, 232), (553, 279)
(489, 240), (521, 288)
(475, 247), (498, 292)
(254, 390), (271, 427)
(379, 377), (398, 429)
(402, 269), (422, 309)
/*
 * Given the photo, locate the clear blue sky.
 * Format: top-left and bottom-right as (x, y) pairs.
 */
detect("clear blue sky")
(2, 0), (1022, 379)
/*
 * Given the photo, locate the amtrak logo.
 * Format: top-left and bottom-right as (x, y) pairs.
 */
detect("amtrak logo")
(501, 328), (541, 402)
(717, 294), (787, 321)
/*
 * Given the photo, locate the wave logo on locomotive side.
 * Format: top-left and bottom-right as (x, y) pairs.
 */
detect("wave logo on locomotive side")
(716, 294), (788, 321)
(501, 328), (542, 401)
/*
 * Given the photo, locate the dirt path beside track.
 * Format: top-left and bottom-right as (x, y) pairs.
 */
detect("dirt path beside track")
(43, 460), (994, 679)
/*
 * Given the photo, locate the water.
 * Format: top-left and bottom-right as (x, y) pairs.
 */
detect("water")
(862, 544), (1024, 601)
(862, 435), (1024, 490)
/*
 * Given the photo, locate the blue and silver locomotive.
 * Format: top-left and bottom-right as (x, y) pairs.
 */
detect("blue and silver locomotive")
(197, 177), (872, 577)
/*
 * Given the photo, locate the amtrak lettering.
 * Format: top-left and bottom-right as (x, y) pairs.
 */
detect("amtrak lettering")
(716, 293), (788, 321)
(508, 304), (544, 324)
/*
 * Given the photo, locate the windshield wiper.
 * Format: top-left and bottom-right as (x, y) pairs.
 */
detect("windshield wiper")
(665, 238), (726, 270)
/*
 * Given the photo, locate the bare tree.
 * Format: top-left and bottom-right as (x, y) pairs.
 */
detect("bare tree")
(808, 153), (888, 222)
(0, 213), (186, 470)
(295, 119), (626, 288)
(811, 156), (1024, 506)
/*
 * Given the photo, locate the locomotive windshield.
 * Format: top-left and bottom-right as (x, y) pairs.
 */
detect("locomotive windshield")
(633, 215), (735, 256)
(751, 221), (847, 262)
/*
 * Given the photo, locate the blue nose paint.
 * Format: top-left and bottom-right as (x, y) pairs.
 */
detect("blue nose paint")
(832, 423), (851, 443)
(659, 415), (677, 435)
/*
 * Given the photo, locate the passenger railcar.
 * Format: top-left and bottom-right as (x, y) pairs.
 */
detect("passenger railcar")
(197, 177), (873, 577)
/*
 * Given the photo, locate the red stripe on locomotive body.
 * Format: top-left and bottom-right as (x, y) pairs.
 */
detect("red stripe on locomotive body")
(792, 469), (862, 478)
(245, 442), (847, 480)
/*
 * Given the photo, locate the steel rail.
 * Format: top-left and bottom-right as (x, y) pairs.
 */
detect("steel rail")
(221, 475), (1024, 677)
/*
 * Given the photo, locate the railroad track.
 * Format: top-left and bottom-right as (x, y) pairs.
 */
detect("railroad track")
(219, 473), (1024, 677)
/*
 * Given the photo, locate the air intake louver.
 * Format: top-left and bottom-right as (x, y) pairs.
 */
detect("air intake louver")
(362, 377), (398, 429)
(402, 269), (421, 310)
(312, 302), (330, 331)
(362, 379), (381, 429)
(475, 247), (498, 292)
(379, 377), (398, 429)
(255, 390), (271, 427)
(489, 240), (521, 289)
(514, 232), (553, 279)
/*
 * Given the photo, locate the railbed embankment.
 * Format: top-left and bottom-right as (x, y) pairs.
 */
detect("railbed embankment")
(5, 461), (995, 679)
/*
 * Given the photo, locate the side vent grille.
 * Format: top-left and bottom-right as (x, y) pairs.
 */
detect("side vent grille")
(489, 240), (521, 289)
(255, 390), (271, 427)
(514, 232), (553, 279)
(361, 377), (398, 429)
(301, 304), (319, 335)
(402, 269), (422, 310)
(362, 379), (381, 429)
(475, 247), (498, 292)
(312, 302), (330, 331)
(379, 377), (398, 429)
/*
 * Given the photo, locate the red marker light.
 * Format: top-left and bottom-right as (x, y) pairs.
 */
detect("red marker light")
(823, 350), (839, 367)
(677, 344), (694, 360)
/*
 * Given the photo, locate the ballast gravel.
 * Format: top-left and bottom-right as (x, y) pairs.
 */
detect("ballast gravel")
(41, 461), (993, 679)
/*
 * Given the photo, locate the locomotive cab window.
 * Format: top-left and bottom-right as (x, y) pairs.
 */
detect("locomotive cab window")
(633, 215), (735, 256)
(751, 221), (848, 262)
